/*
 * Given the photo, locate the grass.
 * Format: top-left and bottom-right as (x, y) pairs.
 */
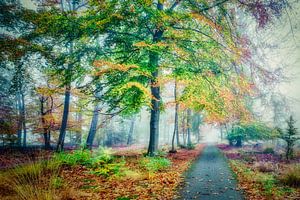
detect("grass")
(279, 164), (300, 188)
(140, 156), (171, 172)
(0, 159), (63, 200)
(230, 160), (297, 199)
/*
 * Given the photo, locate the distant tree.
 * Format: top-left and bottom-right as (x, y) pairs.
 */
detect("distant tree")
(227, 122), (275, 147)
(277, 116), (299, 160)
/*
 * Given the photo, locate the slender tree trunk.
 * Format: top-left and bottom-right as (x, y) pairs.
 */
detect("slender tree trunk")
(17, 93), (22, 146)
(187, 109), (192, 147)
(56, 84), (71, 151)
(181, 113), (186, 146)
(171, 80), (179, 152)
(75, 112), (82, 147)
(127, 117), (136, 146)
(21, 92), (26, 147)
(86, 103), (100, 149)
(40, 96), (52, 149)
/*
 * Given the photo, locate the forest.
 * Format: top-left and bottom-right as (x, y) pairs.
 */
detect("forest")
(0, 0), (300, 199)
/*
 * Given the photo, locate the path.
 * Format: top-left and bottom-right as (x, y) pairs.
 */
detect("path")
(178, 145), (244, 200)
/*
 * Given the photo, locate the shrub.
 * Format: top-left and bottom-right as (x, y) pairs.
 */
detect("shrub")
(140, 157), (171, 172)
(53, 149), (92, 166)
(263, 147), (274, 154)
(279, 165), (300, 187)
(187, 143), (195, 150)
(156, 150), (167, 157)
(91, 147), (114, 167)
(254, 162), (276, 173)
(90, 161), (125, 177)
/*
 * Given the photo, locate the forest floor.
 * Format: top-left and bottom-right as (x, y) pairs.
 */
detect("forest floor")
(0, 144), (206, 200)
(219, 144), (300, 199)
(177, 145), (244, 200)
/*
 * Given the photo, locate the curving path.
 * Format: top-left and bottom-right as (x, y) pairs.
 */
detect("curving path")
(177, 145), (244, 200)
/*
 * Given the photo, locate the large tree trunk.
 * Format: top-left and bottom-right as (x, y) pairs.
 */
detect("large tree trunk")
(86, 103), (100, 149)
(147, 2), (164, 156)
(127, 116), (136, 146)
(148, 67), (160, 156)
(187, 109), (192, 147)
(56, 84), (71, 151)
(147, 34), (163, 156)
(171, 79), (179, 152)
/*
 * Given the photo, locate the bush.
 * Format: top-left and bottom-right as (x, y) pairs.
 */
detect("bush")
(90, 161), (125, 177)
(263, 148), (274, 154)
(156, 150), (167, 157)
(53, 149), (92, 166)
(187, 143), (195, 150)
(91, 147), (114, 167)
(279, 165), (300, 187)
(254, 162), (276, 173)
(140, 157), (171, 172)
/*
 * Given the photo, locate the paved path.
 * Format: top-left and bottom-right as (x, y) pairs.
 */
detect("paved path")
(178, 145), (244, 200)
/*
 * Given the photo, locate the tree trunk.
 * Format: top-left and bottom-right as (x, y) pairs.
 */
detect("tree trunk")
(147, 2), (164, 156)
(187, 109), (192, 147)
(56, 84), (71, 151)
(148, 67), (160, 156)
(86, 103), (100, 149)
(127, 117), (136, 146)
(21, 92), (26, 147)
(171, 79), (179, 152)
(56, 38), (74, 151)
(17, 93), (22, 146)
(75, 112), (82, 147)
(236, 136), (242, 147)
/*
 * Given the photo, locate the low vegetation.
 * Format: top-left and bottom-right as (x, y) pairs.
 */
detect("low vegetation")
(219, 144), (300, 199)
(0, 144), (205, 200)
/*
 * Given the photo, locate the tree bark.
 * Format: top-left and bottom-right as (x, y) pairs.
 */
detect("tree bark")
(86, 103), (100, 149)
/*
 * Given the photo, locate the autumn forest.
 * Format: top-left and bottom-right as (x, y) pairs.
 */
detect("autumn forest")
(0, 0), (300, 199)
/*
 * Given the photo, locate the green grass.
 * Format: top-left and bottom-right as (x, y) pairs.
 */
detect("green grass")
(140, 156), (171, 172)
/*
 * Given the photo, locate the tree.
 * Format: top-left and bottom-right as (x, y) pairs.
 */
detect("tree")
(277, 116), (299, 160)
(170, 79), (179, 153)
(227, 122), (275, 147)
(90, 0), (288, 156)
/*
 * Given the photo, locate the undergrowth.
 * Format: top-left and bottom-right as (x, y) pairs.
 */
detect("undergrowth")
(230, 160), (296, 199)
